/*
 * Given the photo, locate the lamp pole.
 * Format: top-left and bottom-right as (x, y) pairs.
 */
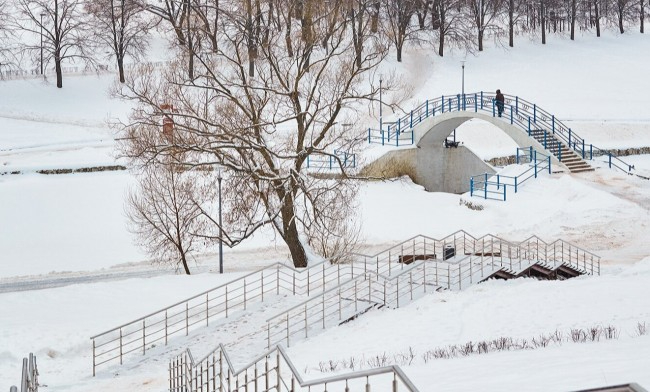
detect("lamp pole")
(379, 76), (383, 131)
(461, 61), (465, 96)
(217, 169), (223, 274)
(40, 13), (45, 75)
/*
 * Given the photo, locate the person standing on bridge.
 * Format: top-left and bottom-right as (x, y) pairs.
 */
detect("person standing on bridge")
(495, 89), (505, 117)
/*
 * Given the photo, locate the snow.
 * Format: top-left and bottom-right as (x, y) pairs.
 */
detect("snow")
(1, 25), (650, 392)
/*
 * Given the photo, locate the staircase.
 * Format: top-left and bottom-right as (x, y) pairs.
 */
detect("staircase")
(528, 129), (593, 173)
(91, 231), (600, 392)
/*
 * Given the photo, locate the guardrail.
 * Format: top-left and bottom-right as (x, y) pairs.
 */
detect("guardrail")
(9, 353), (39, 392)
(167, 231), (600, 391)
(305, 149), (357, 171)
(90, 260), (358, 375)
(93, 230), (600, 379)
(367, 92), (636, 175)
(169, 344), (419, 392)
(470, 147), (552, 201)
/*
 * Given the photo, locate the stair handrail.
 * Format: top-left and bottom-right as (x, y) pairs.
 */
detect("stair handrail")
(169, 233), (599, 391)
(90, 258), (363, 375)
(170, 344), (420, 392)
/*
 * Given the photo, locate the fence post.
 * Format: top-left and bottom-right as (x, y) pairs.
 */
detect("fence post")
(475, 93), (478, 112)
(516, 148), (519, 164)
(484, 173), (487, 199)
(514, 176), (518, 193)
(480, 91), (484, 109)
(558, 141), (562, 161)
(441, 95), (445, 113)
(568, 129), (572, 148)
(552, 115), (555, 134)
(582, 139), (585, 159)
(470, 178), (474, 196)
(515, 96), (519, 114)
(497, 174), (500, 190)
(426, 99), (429, 116)
(590, 144), (593, 160)
(368, 128), (371, 143)
(504, 184), (507, 201)
(457, 94), (460, 111)
(609, 153), (612, 168)
(528, 116), (531, 136)
(548, 156), (551, 174)
(534, 150), (538, 178)
(544, 131), (547, 149)
(410, 110), (413, 128)
(510, 105), (513, 124)
(492, 99), (495, 117)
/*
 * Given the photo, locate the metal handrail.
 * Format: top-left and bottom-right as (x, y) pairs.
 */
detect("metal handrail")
(368, 92), (636, 175)
(170, 344), (419, 392)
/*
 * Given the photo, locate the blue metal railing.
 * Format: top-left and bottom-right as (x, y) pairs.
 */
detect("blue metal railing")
(469, 147), (552, 201)
(306, 149), (357, 171)
(367, 92), (635, 175)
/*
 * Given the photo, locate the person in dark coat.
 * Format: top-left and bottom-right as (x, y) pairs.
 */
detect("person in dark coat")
(495, 89), (505, 117)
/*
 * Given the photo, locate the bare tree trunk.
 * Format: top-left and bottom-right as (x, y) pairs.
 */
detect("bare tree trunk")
(570, 0), (576, 39)
(509, 0), (514, 47)
(281, 194), (308, 268)
(118, 56), (125, 83)
(541, 1), (546, 44)
(371, 1), (380, 32)
(641, 0), (645, 33)
(594, 0), (600, 36)
(55, 53), (63, 88)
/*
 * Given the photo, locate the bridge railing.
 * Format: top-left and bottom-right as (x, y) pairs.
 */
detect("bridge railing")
(305, 149), (357, 171)
(470, 147), (552, 201)
(368, 92), (635, 175)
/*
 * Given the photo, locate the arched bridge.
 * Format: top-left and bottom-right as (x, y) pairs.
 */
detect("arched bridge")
(367, 92), (635, 193)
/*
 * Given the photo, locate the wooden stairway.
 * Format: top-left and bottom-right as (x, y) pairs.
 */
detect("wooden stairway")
(529, 129), (594, 173)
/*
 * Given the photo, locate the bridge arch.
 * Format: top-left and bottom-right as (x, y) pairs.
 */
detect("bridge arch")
(369, 111), (564, 194)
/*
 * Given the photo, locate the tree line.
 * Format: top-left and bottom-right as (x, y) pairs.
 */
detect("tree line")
(0, 0), (646, 88)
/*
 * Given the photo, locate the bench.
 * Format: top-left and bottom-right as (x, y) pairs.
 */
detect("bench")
(398, 254), (437, 265)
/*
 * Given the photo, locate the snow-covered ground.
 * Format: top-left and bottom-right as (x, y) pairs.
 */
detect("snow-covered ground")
(1, 29), (650, 391)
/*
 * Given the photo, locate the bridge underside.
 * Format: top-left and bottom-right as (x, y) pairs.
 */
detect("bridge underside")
(370, 112), (564, 194)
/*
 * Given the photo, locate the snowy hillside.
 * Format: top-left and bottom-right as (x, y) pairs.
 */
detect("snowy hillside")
(1, 27), (650, 391)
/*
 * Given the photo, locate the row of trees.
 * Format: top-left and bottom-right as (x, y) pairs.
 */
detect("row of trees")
(118, 0), (647, 273)
(0, 0), (646, 88)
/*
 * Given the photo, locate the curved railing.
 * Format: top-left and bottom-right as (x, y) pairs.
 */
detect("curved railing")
(368, 92), (636, 175)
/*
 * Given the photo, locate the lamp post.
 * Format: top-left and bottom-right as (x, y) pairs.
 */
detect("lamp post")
(40, 13), (45, 75)
(217, 168), (223, 274)
(461, 61), (465, 95)
(379, 75), (383, 131)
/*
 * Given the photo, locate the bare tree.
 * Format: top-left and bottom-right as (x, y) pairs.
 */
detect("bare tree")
(383, 0), (418, 61)
(467, 0), (505, 51)
(117, 3), (391, 268)
(147, 0), (188, 45)
(126, 163), (211, 275)
(432, 0), (472, 56)
(641, 0), (646, 33)
(86, 0), (153, 83)
(612, 0), (635, 32)
(14, 0), (93, 88)
(0, 0), (19, 71)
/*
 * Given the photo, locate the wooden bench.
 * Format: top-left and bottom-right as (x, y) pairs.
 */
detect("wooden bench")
(398, 254), (437, 265)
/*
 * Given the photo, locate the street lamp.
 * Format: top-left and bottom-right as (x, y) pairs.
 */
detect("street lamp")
(379, 75), (383, 131)
(40, 13), (45, 75)
(216, 167), (223, 274)
(461, 61), (466, 95)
